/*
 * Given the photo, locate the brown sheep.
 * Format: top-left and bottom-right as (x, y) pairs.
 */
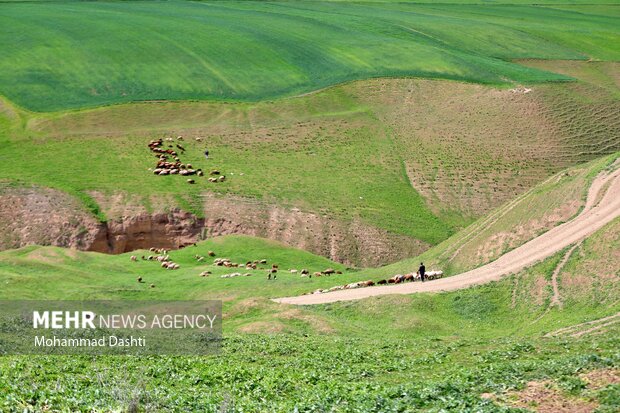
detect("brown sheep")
(377, 279), (387, 285)
(208, 251), (216, 257)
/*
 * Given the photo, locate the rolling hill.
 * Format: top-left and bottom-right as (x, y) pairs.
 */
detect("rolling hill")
(1, 1), (618, 111)
(0, 157), (618, 411)
(1, 60), (618, 266)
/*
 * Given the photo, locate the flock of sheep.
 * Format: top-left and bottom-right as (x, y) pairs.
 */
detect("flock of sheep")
(130, 245), (443, 295)
(147, 136), (225, 184)
(306, 270), (444, 295)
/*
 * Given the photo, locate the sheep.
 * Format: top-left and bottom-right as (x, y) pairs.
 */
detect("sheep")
(210, 170), (220, 176)
(208, 251), (216, 257)
(195, 137), (202, 142)
(393, 274), (405, 284)
(290, 269), (298, 274)
(426, 270), (444, 280)
(218, 175), (226, 182)
(150, 284), (155, 288)
(377, 279), (387, 285)
(300, 269), (309, 275)
(186, 163), (192, 169)
(177, 136), (183, 141)
(313, 272), (322, 277)
(323, 268), (335, 275)
(200, 270), (211, 277)
(130, 255), (137, 262)
(197, 170), (204, 177)
(363, 280), (375, 287)
(187, 179), (195, 184)
(137, 277), (143, 283)
(260, 259), (267, 264)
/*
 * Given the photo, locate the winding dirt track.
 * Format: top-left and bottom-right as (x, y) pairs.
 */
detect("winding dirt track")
(274, 166), (620, 305)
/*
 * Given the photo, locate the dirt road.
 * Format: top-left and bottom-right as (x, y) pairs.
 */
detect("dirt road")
(274, 165), (620, 305)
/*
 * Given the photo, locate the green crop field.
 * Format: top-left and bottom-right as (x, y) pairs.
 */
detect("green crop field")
(1, 0), (618, 111)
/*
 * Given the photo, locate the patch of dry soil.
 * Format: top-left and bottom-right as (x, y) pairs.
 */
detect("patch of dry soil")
(505, 381), (597, 413)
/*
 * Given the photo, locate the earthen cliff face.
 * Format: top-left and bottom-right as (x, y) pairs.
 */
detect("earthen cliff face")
(0, 186), (427, 267)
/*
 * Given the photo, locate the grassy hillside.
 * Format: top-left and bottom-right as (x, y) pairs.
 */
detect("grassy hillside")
(374, 152), (620, 278)
(2, 0), (619, 111)
(0, 219), (618, 411)
(2, 62), (618, 256)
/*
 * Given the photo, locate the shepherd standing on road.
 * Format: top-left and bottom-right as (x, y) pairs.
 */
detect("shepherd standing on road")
(419, 262), (426, 282)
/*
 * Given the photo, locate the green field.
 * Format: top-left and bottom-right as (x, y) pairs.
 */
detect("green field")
(1, 0), (619, 111)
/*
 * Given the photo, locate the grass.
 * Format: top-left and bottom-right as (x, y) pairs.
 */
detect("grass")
(0, 219), (618, 411)
(0, 155), (617, 411)
(2, 62), (618, 257)
(2, 0), (619, 112)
